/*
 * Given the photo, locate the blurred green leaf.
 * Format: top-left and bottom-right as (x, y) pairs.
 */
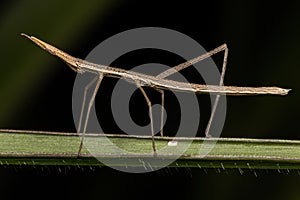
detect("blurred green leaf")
(0, 0), (117, 125)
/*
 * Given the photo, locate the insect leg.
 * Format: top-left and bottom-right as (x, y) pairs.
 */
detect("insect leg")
(154, 89), (164, 137)
(205, 45), (228, 137)
(78, 76), (99, 132)
(78, 73), (104, 156)
(135, 81), (157, 155)
(156, 44), (228, 137)
(156, 44), (228, 79)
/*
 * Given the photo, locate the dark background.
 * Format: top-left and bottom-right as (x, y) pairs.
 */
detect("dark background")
(0, 0), (299, 199)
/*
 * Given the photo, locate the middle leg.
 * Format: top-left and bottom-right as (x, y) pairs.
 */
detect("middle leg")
(135, 81), (157, 155)
(154, 88), (164, 137)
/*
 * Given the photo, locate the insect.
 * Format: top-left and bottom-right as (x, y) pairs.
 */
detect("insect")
(21, 33), (290, 156)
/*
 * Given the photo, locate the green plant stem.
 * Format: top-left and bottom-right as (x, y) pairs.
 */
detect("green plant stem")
(0, 129), (299, 169)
